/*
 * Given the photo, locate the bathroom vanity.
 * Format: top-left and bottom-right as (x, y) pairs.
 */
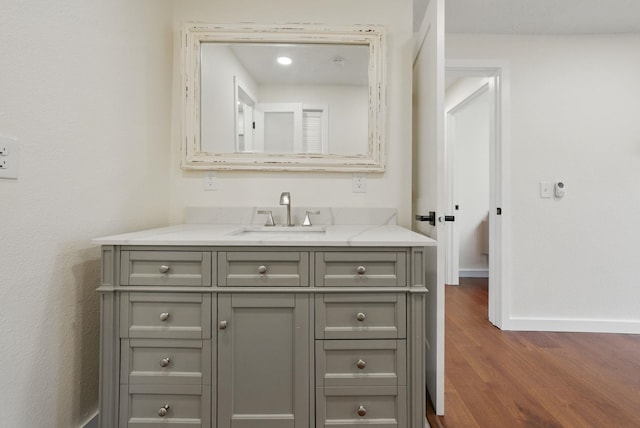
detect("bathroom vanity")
(95, 208), (435, 427)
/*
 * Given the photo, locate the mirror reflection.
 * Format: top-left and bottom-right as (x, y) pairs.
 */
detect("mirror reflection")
(181, 24), (385, 172)
(200, 42), (370, 155)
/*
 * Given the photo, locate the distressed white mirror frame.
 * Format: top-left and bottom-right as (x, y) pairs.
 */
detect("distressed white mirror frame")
(181, 23), (386, 172)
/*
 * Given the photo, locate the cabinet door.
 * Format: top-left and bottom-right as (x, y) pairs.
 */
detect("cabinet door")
(217, 294), (310, 428)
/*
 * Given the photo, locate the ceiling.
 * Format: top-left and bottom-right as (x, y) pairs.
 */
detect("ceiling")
(230, 43), (369, 86)
(414, 0), (640, 34)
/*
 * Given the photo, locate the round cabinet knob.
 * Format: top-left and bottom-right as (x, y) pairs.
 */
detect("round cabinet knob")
(219, 320), (228, 330)
(356, 312), (366, 322)
(356, 265), (366, 275)
(160, 357), (171, 368)
(258, 265), (268, 274)
(357, 405), (367, 417)
(356, 359), (366, 370)
(159, 312), (170, 322)
(158, 404), (170, 417)
(159, 265), (170, 274)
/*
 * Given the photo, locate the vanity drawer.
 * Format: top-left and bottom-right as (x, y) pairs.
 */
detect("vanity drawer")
(315, 294), (406, 339)
(316, 339), (406, 387)
(218, 251), (309, 286)
(120, 251), (212, 286)
(121, 339), (211, 386)
(315, 251), (406, 287)
(120, 293), (212, 339)
(119, 384), (210, 427)
(316, 386), (407, 428)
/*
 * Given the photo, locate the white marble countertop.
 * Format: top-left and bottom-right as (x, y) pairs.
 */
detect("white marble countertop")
(92, 223), (435, 247)
(92, 207), (436, 247)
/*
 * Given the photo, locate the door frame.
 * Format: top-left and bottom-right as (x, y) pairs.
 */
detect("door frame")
(445, 60), (511, 328)
(445, 80), (490, 287)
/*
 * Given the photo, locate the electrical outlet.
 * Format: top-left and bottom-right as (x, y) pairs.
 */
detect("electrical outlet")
(203, 172), (217, 191)
(352, 173), (367, 193)
(0, 137), (18, 179)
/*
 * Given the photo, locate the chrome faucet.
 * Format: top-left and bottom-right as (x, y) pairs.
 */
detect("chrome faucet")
(279, 192), (293, 226)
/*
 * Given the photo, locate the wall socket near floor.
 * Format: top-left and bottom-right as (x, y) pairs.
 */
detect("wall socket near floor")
(352, 173), (367, 193)
(203, 172), (217, 191)
(0, 136), (19, 179)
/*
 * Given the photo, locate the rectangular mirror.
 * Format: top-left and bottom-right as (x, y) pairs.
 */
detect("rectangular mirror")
(181, 23), (386, 172)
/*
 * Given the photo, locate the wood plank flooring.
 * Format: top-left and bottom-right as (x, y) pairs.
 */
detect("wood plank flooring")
(427, 277), (640, 427)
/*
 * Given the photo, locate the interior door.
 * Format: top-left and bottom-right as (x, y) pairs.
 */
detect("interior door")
(412, 0), (445, 416)
(257, 103), (303, 153)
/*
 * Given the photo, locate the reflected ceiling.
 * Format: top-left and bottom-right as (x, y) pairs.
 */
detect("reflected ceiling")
(228, 43), (369, 86)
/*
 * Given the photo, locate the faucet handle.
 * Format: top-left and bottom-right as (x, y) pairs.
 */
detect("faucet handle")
(257, 210), (276, 226)
(302, 210), (320, 227)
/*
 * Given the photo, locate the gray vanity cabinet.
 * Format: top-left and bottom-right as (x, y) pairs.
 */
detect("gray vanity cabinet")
(217, 293), (310, 428)
(98, 245), (426, 428)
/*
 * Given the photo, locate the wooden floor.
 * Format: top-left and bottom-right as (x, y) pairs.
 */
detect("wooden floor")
(427, 277), (640, 428)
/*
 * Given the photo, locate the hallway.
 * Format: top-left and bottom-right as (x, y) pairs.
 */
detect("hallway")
(428, 278), (640, 427)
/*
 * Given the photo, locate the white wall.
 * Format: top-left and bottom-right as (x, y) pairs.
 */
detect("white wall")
(445, 81), (490, 274)
(0, 0), (173, 426)
(201, 44), (258, 153)
(447, 34), (640, 332)
(169, 0), (414, 226)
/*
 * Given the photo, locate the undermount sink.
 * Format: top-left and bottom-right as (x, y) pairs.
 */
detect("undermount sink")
(229, 225), (327, 236)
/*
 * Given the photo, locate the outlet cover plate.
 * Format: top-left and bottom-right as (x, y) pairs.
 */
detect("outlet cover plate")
(352, 173), (367, 193)
(0, 137), (18, 179)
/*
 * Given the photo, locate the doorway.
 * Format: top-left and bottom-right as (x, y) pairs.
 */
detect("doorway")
(445, 78), (490, 286)
(444, 61), (510, 328)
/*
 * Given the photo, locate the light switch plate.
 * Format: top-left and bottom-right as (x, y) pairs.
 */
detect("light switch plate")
(539, 181), (552, 198)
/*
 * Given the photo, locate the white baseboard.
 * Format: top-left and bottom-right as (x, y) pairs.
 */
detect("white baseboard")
(503, 317), (640, 334)
(459, 268), (489, 278)
(81, 413), (98, 428)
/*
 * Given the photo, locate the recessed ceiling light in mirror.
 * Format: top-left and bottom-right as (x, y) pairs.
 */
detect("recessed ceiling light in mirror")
(277, 56), (292, 65)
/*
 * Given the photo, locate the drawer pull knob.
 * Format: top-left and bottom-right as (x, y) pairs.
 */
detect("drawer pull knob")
(159, 312), (170, 322)
(159, 265), (170, 274)
(356, 312), (366, 322)
(258, 265), (268, 274)
(158, 404), (170, 417)
(356, 265), (366, 275)
(356, 359), (366, 369)
(219, 320), (228, 330)
(357, 405), (367, 417)
(160, 357), (171, 368)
